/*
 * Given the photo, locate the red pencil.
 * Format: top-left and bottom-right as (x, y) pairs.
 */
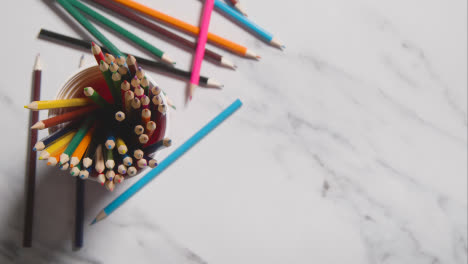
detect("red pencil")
(91, 42), (105, 64)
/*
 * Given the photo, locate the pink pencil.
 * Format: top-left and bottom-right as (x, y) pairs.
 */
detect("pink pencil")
(189, 0), (215, 100)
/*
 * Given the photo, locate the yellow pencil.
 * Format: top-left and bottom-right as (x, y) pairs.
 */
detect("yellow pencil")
(39, 131), (77, 160)
(116, 138), (128, 155)
(24, 98), (92, 110)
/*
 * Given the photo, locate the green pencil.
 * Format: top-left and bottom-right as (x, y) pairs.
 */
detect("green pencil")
(111, 72), (123, 106)
(68, 0), (174, 65)
(99, 61), (119, 104)
(56, 0), (122, 56)
(59, 117), (96, 165)
(84, 87), (112, 108)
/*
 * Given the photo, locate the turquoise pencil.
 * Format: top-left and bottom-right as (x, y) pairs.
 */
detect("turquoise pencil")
(213, 0), (284, 49)
(91, 99), (243, 224)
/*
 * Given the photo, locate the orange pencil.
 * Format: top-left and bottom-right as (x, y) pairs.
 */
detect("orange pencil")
(70, 125), (96, 167)
(31, 105), (99, 130)
(47, 145), (67, 166)
(109, 0), (259, 58)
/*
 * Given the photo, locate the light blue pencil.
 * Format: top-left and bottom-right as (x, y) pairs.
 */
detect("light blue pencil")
(91, 99), (243, 224)
(214, 0), (284, 49)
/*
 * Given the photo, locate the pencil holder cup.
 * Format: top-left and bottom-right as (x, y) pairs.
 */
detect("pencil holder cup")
(48, 65), (170, 181)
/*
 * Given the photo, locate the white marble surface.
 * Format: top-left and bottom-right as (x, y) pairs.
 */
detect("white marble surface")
(0, 0), (466, 263)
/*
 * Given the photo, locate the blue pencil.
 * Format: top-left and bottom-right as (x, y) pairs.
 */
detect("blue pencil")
(214, 0), (284, 49)
(33, 125), (75, 151)
(91, 99), (243, 224)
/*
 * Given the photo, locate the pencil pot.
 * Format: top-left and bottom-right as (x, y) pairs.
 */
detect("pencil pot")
(47, 65), (170, 188)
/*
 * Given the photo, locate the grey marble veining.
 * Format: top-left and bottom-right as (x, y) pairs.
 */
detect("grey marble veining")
(0, 0), (465, 263)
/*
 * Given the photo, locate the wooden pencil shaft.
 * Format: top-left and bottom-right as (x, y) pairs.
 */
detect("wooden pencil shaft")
(89, 0), (222, 63)
(69, 0), (166, 60)
(38, 105), (98, 129)
(56, 0), (123, 56)
(23, 63), (41, 247)
(38, 29), (211, 85)
(107, 0), (249, 56)
(26, 98), (92, 110)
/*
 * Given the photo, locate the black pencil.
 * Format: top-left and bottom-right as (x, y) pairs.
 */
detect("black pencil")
(23, 54), (42, 247)
(38, 29), (222, 88)
(74, 177), (85, 248)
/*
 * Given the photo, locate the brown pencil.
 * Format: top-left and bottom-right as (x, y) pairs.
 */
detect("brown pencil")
(23, 54), (41, 247)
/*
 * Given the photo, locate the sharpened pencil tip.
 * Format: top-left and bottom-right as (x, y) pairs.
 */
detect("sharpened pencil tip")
(33, 147), (37, 151)
(90, 219), (96, 225)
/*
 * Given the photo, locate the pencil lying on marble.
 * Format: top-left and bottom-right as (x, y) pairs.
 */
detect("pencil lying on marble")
(91, 99), (243, 224)
(189, 0), (215, 100)
(56, 0), (123, 56)
(38, 29), (223, 88)
(68, 0), (175, 65)
(213, 0), (284, 49)
(227, 0), (247, 16)
(89, 0), (236, 69)
(108, 0), (260, 58)
(23, 54), (42, 248)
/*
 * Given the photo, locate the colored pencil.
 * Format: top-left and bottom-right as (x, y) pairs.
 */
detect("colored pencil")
(38, 29), (223, 87)
(105, 149), (115, 169)
(227, 0), (247, 16)
(105, 53), (115, 64)
(69, 0), (174, 65)
(23, 54), (41, 247)
(105, 179), (115, 191)
(80, 167), (92, 179)
(89, 0), (235, 69)
(91, 99), (243, 224)
(34, 125), (75, 151)
(114, 174), (124, 184)
(122, 153), (133, 166)
(95, 144), (105, 173)
(116, 138), (128, 154)
(82, 134), (99, 168)
(105, 133), (116, 150)
(25, 98), (92, 110)
(189, 0), (215, 100)
(91, 42), (105, 64)
(75, 55), (86, 249)
(70, 125), (96, 167)
(56, 0), (122, 56)
(84, 87), (112, 108)
(47, 147), (65, 166)
(99, 61), (119, 104)
(126, 55), (138, 76)
(39, 131), (77, 160)
(111, 72), (122, 106)
(31, 105), (98, 130)
(214, 0), (284, 49)
(127, 166), (137, 176)
(143, 138), (172, 153)
(70, 163), (82, 176)
(134, 125), (145, 135)
(144, 104), (166, 147)
(115, 111), (126, 122)
(117, 164), (127, 175)
(108, 0), (259, 58)
(136, 158), (147, 168)
(74, 176), (85, 248)
(60, 117), (95, 164)
(97, 173), (106, 185)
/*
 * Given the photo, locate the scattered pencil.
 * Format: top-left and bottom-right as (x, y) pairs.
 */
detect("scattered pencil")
(23, 54), (42, 247)
(214, 0), (285, 49)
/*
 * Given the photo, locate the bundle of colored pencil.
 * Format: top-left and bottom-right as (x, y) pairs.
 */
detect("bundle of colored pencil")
(25, 43), (172, 192)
